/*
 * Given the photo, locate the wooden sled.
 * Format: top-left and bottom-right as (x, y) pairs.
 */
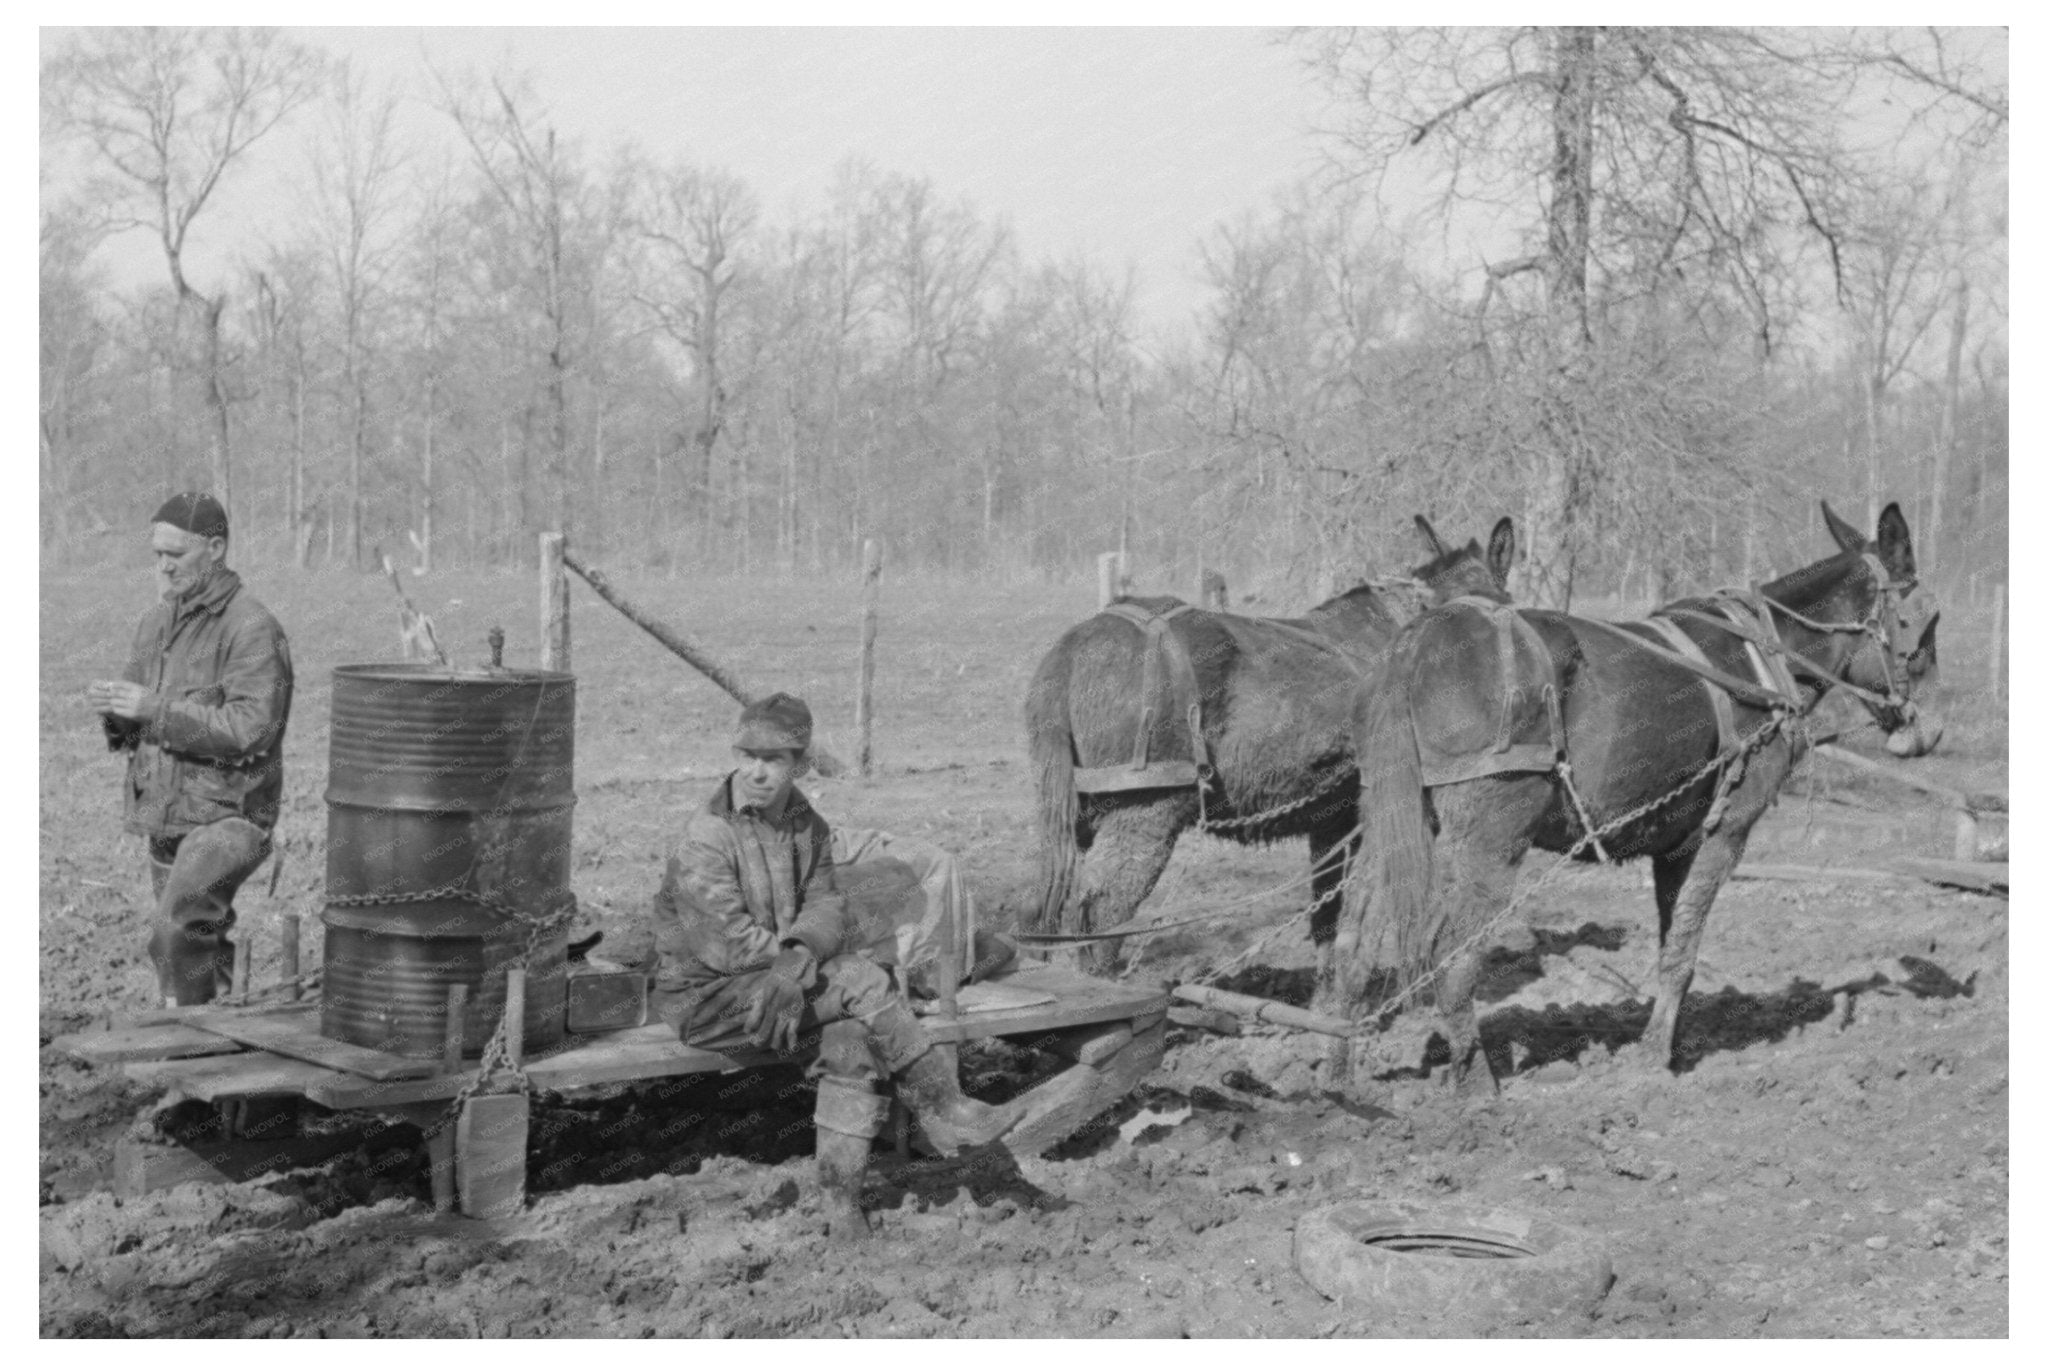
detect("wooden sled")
(49, 961), (1167, 1219)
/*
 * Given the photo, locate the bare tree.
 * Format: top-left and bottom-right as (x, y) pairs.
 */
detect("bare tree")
(42, 27), (323, 524)
(1298, 26), (1873, 602)
(313, 60), (407, 569)
(631, 158), (760, 562)
(440, 70), (583, 545)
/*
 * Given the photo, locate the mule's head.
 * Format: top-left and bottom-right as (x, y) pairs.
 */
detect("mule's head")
(1411, 514), (1516, 604)
(1816, 501), (1945, 756)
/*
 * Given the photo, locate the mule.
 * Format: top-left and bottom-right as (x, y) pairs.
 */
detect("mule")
(1023, 515), (1516, 997)
(1336, 501), (1943, 1091)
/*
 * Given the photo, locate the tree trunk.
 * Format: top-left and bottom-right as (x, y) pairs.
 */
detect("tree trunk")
(349, 379), (366, 571)
(1932, 276), (1969, 578)
(1864, 369), (1886, 534)
(421, 376), (436, 574)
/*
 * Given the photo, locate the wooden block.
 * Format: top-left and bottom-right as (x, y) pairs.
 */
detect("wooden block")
(455, 1094), (530, 1219)
(1002, 1019), (1165, 1158)
(565, 969), (648, 1033)
(126, 1052), (336, 1101)
(54, 1024), (246, 1065)
(113, 1131), (368, 1197)
(191, 1011), (439, 1082)
(1043, 1021), (1134, 1066)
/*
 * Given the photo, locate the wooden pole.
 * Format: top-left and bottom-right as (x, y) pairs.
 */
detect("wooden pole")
(1989, 582), (2005, 702)
(539, 532), (569, 672)
(856, 539), (882, 777)
(1171, 983), (1357, 1039)
(280, 915), (301, 1003)
(1097, 551), (1119, 609)
(1810, 742), (2003, 813)
(559, 546), (847, 776)
(232, 939), (251, 1003)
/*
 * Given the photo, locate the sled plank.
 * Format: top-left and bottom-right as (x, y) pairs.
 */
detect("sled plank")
(54, 1024), (245, 1065)
(126, 1052), (337, 1101)
(190, 1012), (439, 1082)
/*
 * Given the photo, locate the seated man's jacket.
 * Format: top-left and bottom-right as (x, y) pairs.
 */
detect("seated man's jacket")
(652, 777), (853, 998)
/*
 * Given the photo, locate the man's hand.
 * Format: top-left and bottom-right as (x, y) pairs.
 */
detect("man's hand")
(744, 946), (813, 1052)
(88, 680), (151, 721)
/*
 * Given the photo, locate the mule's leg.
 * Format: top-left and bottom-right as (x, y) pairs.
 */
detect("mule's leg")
(1072, 794), (1191, 976)
(1422, 778), (1547, 1096)
(1307, 818), (1361, 1008)
(1636, 829), (1749, 1071)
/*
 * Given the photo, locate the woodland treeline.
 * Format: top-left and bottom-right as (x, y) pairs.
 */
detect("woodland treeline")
(40, 27), (2008, 606)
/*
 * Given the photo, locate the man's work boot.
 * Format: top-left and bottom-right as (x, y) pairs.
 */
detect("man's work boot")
(895, 1049), (1018, 1156)
(813, 1127), (873, 1242)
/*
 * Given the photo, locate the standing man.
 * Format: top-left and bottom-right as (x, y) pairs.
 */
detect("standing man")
(89, 493), (293, 1007)
(649, 692), (1015, 1239)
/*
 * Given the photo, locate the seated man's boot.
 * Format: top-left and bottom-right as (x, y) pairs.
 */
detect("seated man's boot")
(814, 1127), (873, 1242)
(895, 1049), (1018, 1156)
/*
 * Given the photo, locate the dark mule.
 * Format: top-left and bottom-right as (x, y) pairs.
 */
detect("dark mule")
(1337, 502), (1943, 1091)
(1024, 516), (1516, 995)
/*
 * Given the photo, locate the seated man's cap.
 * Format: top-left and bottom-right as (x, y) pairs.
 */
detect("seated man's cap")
(152, 492), (229, 539)
(736, 692), (812, 752)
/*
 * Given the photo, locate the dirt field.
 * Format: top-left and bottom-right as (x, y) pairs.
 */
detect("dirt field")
(39, 560), (2009, 1337)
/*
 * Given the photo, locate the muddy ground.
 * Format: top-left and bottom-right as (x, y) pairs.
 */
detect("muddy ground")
(39, 563), (2010, 1337)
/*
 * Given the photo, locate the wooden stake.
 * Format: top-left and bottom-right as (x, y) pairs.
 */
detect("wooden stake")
(1097, 551), (1120, 609)
(539, 532), (569, 672)
(558, 546), (847, 776)
(427, 1122), (457, 1215)
(856, 538), (882, 777)
(443, 983), (469, 1073)
(232, 939), (251, 1003)
(504, 968), (526, 1072)
(280, 915), (300, 1003)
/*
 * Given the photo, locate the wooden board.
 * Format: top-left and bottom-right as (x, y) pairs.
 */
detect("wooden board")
(191, 1011), (440, 1082)
(115, 1001), (318, 1031)
(53, 1024), (247, 1065)
(291, 969), (1169, 1109)
(1001, 1019), (1166, 1158)
(126, 1052), (338, 1102)
(456, 1094), (530, 1218)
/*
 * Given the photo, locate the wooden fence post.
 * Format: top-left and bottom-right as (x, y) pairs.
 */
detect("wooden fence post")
(540, 532), (569, 672)
(856, 539), (882, 777)
(1096, 551), (1130, 609)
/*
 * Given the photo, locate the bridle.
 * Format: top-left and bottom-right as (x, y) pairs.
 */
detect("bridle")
(1755, 552), (1929, 722)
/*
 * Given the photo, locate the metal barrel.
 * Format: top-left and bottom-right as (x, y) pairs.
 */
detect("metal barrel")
(321, 664), (575, 1058)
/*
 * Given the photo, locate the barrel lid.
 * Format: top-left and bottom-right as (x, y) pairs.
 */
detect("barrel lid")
(331, 662), (575, 684)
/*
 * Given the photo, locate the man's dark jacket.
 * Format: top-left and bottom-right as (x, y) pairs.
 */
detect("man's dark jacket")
(103, 568), (293, 838)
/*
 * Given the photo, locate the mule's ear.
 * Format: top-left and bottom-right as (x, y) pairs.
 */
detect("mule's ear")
(1486, 517), (1516, 590)
(1875, 502), (1918, 581)
(1821, 500), (1868, 554)
(1414, 514), (1449, 560)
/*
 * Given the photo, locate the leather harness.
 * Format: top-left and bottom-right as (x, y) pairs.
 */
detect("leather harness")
(1071, 600), (1213, 795)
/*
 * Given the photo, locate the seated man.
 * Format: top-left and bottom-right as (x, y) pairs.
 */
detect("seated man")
(649, 692), (1014, 1239)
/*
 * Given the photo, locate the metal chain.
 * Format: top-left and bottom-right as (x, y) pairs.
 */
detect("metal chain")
(1345, 707), (1799, 1044)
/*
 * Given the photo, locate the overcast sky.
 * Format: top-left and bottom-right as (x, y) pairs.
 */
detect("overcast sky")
(51, 25), (1341, 339)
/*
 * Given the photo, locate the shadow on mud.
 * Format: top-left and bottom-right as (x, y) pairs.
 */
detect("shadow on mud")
(1370, 971), (1955, 1083)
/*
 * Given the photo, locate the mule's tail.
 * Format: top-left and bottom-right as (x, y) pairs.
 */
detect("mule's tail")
(1335, 638), (1439, 1011)
(1023, 654), (1082, 936)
